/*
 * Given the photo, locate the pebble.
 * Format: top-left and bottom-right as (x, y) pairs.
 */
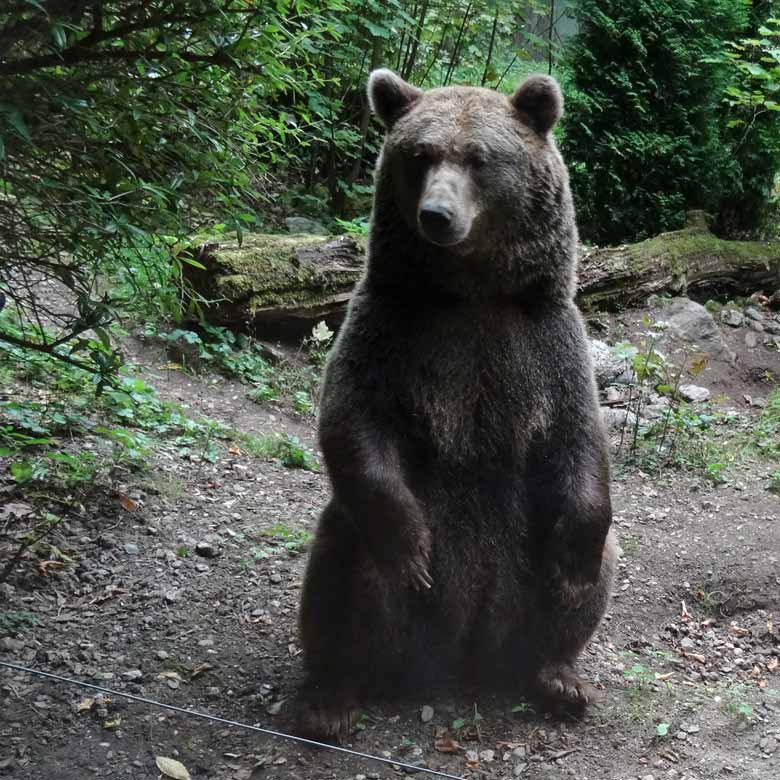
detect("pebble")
(512, 747), (527, 759)
(164, 589), (180, 604)
(420, 705), (434, 723)
(759, 736), (777, 754)
(269, 572), (282, 584)
(1, 637), (25, 652)
(123, 543), (139, 555)
(679, 384), (710, 403)
(195, 541), (219, 558)
(479, 750), (495, 762)
(513, 764), (528, 776)
(720, 309), (744, 327)
(156, 650), (169, 660)
(745, 306), (763, 321)
(745, 331), (759, 348)
(466, 750), (479, 762)
(680, 637), (695, 649)
(122, 669), (142, 680)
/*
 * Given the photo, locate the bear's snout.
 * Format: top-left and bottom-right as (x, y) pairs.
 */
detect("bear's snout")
(419, 201), (454, 237)
(416, 165), (475, 247)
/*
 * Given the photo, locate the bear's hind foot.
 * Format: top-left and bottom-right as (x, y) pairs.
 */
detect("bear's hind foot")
(296, 688), (361, 744)
(534, 663), (604, 716)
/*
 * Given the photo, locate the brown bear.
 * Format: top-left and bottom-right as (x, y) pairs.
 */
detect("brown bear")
(297, 69), (617, 742)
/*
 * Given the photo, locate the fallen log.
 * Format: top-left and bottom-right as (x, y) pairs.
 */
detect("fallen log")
(182, 232), (366, 337)
(183, 224), (780, 337)
(577, 223), (780, 310)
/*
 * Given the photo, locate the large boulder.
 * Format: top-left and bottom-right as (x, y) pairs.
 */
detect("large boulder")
(662, 297), (735, 362)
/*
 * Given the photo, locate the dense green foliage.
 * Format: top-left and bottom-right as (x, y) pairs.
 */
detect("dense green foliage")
(0, 0), (554, 378)
(715, 2), (780, 238)
(561, 0), (748, 245)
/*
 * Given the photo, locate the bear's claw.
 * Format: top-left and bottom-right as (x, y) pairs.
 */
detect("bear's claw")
(535, 664), (604, 714)
(297, 694), (360, 744)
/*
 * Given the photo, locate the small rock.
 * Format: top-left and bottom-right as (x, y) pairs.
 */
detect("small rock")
(601, 407), (639, 434)
(465, 750), (479, 763)
(675, 731), (687, 741)
(680, 637), (696, 649)
(122, 669), (143, 680)
(681, 723), (700, 734)
(759, 736), (777, 754)
(255, 342), (286, 365)
(745, 331), (759, 348)
(206, 687), (220, 699)
(164, 589), (181, 604)
(720, 308), (744, 327)
(745, 306), (763, 321)
(603, 386), (626, 405)
(513, 764), (528, 777)
(512, 747), (527, 759)
(749, 320), (765, 332)
(195, 541), (219, 558)
(590, 340), (633, 388)
(679, 385), (710, 403)
(764, 321), (780, 336)
(269, 572), (282, 585)
(479, 750), (495, 763)
(123, 543), (139, 555)
(1, 637), (24, 652)
(420, 705), (434, 723)
(198, 638), (215, 648)
(156, 650), (169, 660)
(266, 700), (284, 715)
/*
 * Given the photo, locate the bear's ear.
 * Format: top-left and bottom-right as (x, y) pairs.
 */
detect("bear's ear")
(368, 69), (423, 129)
(510, 75), (563, 135)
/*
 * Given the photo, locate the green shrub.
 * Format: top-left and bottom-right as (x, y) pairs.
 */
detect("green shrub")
(561, 0), (747, 245)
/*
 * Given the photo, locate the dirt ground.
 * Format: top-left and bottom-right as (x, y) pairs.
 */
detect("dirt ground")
(1, 300), (779, 780)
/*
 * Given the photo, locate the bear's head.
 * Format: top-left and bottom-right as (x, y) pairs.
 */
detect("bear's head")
(366, 70), (577, 301)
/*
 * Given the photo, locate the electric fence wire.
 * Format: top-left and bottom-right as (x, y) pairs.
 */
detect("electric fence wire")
(0, 660), (467, 780)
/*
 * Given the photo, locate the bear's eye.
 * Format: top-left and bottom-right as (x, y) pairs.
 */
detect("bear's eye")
(465, 146), (488, 169)
(468, 152), (487, 169)
(412, 145), (433, 163)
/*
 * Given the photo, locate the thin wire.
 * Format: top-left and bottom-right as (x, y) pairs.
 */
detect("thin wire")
(0, 660), (466, 780)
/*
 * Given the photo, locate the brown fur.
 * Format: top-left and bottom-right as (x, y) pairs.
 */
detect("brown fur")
(297, 70), (616, 742)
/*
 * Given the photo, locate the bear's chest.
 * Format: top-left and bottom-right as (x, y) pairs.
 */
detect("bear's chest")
(397, 305), (552, 463)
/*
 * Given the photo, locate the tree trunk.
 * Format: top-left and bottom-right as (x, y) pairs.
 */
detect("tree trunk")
(183, 224), (780, 339)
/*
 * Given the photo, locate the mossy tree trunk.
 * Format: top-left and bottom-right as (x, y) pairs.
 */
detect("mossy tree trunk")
(184, 225), (780, 337)
(577, 225), (780, 310)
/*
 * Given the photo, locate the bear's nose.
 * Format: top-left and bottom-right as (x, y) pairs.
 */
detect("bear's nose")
(419, 202), (453, 232)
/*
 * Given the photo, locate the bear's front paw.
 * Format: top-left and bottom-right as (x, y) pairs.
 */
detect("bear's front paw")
(556, 573), (597, 608)
(535, 663), (604, 715)
(549, 551), (601, 607)
(403, 540), (433, 591)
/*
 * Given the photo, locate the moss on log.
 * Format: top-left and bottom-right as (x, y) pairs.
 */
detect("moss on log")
(183, 225), (780, 335)
(578, 225), (780, 310)
(182, 232), (366, 336)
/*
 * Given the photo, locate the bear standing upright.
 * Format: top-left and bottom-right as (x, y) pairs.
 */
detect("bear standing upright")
(298, 70), (617, 741)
